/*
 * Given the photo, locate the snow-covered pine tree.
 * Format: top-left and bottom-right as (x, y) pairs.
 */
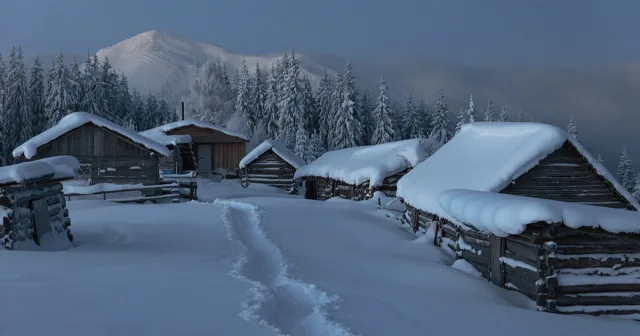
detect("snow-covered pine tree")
(498, 105), (508, 122)
(358, 88), (374, 146)
(567, 113), (579, 141)
(128, 89), (145, 131)
(264, 66), (279, 139)
(143, 94), (160, 129)
(632, 173), (640, 202)
(115, 74), (132, 125)
(294, 121), (309, 162)
(455, 109), (467, 134)
(467, 94), (476, 123)
(616, 147), (635, 191)
(81, 54), (101, 116)
(5, 46), (30, 149)
(250, 61), (266, 123)
(28, 56), (46, 136)
(0, 54), (6, 164)
(430, 87), (452, 143)
(45, 53), (72, 128)
(389, 99), (405, 141)
(402, 94), (424, 139)
(417, 98), (432, 137)
(307, 131), (325, 162)
(247, 121), (268, 152)
(332, 62), (362, 149)
(516, 110), (525, 122)
(370, 75), (395, 145)
(100, 57), (120, 122)
(158, 98), (176, 125)
(302, 75), (318, 134)
(277, 52), (305, 150)
(484, 100), (495, 122)
(235, 59), (255, 138)
(316, 69), (333, 148)
(328, 72), (344, 150)
(67, 57), (83, 112)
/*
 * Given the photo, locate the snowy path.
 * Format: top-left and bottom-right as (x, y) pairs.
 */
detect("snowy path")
(216, 199), (354, 336)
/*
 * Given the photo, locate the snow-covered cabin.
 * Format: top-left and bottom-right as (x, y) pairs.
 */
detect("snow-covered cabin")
(13, 112), (171, 186)
(140, 120), (248, 177)
(438, 189), (640, 319)
(239, 140), (304, 192)
(295, 139), (432, 201)
(0, 156), (78, 250)
(397, 122), (639, 235)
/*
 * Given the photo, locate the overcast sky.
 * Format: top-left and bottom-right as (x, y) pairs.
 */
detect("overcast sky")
(1, 0), (639, 66)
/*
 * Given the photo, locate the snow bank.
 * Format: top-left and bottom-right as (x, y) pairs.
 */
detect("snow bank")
(397, 122), (640, 221)
(13, 112), (172, 159)
(145, 119), (249, 141)
(139, 127), (192, 146)
(295, 139), (428, 186)
(438, 189), (640, 236)
(0, 156), (79, 185)
(239, 139), (304, 169)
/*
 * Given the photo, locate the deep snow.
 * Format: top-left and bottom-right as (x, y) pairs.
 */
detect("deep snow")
(0, 180), (637, 335)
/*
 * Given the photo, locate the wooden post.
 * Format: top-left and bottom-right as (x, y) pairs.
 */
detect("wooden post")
(103, 192), (106, 200)
(181, 101), (185, 120)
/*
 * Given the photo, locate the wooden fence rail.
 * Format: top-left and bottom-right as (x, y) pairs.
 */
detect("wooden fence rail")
(64, 181), (198, 203)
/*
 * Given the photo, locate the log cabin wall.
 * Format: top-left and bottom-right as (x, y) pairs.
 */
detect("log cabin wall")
(304, 170), (411, 201)
(501, 142), (634, 210)
(31, 123), (160, 185)
(243, 150), (297, 191)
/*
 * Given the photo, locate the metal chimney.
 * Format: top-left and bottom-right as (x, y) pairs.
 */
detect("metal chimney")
(181, 101), (185, 120)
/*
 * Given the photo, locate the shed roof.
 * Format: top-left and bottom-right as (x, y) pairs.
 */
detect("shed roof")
(146, 119), (249, 141)
(0, 155), (79, 186)
(240, 139), (304, 169)
(397, 122), (639, 222)
(13, 112), (172, 159)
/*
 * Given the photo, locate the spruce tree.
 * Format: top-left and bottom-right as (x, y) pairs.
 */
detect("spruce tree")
(0, 54), (6, 164)
(307, 131), (325, 162)
(302, 75), (318, 133)
(467, 94), (476, 123)
(359, 88), (374, 145)
(484, 100), (495, 122)
(328, 72), (344, 150)
(277, 51), (305, 150)
(402, 94), (424, 139)
(81, 54), (101, 116)
(567, 113), (578, 141)
(498, 105), (508, 122)
(332, 62), (362, 149)
(264, 66), (279, 139)
(370, 75), (395, 145)
(158, 98), (176, 124)
(294, 122), (309, 162)
(28, 56), (46, 136)
(128, 89), (145, 131)
(6, 46), (30, 149)
(144, 94), (160, 129)
(430, 87), (452, 143)
(632, 173), (640, 202)
(45, 53), (72, 128)
(115, 75), (132, 124)
(616, 147), (635, 191)
(100, 57), (119, 121)
(235, 59), (254, 138)
(67, 57), (83, 112)
(316, 69), (333, 148)
(250, 61), (266, 122)
(455, 109), (467, 134)
(417, 98), (431, 137)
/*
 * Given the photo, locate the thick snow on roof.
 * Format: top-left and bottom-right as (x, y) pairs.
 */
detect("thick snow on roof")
(294, 139), (428, 186)
(239, 139), (304, 169)
(139, 127), (192, 147)
(13, 112), (171, 159)
(397, 122), (640, 220)
(439, 189), (640, 235)
(0, 156), (79, 185)
(152, 119), (249, 141)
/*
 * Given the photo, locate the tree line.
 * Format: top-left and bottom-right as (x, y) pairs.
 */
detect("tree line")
(0, 47), (177, 164)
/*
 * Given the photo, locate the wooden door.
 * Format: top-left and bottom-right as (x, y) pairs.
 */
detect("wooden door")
(197, 144), (212, 175)
(32, 198), (52, 246)
(489, 235), (505, 286)
(305, 179), (317, 200)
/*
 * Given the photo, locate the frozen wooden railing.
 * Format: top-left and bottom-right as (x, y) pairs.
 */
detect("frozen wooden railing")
(161, 172), (198, 200)
(64, 183), (183, 203)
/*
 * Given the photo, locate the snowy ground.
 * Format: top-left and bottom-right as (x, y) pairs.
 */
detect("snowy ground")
(1, 181), (637, 335)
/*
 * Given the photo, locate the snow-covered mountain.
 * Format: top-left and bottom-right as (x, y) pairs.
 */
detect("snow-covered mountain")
(96, 30), (328, 103)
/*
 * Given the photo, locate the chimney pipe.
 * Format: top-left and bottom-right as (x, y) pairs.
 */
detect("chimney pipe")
(181, 101), (185, 120)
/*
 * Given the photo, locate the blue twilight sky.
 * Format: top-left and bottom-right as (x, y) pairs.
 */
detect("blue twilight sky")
(1, 0), (639, 66)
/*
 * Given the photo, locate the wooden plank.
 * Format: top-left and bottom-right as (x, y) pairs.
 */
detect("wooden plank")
(110, 193), (180, 203)
(504, 269), (538, 299)
(554, 293), (640, 306)
(505, 238), (539, 263)
(558, 283), (640, 294)
(550, 255), (640, 269)
(465, 259), (490, 279)
(460, 249), (491, 267)
(555, 245), (640, 255)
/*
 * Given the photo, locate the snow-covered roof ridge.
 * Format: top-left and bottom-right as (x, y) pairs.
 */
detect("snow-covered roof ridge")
(13, 112), (172, 159)
(294, 139), (430, 187)
(239, 139), (304, 169)
(139, 127), (192, 147)
(148, 119), (249, 141)
(438, 189), (640, 235)
(397, 122), (640, 221)
(0, 156), (79, 185)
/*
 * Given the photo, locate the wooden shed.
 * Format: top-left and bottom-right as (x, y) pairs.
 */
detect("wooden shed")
(0, 156), (79, 250)
(396, 122), (639, 237)
(438, 189), (640, 319)
(142, 120), (248, 177)
(296, 139), (435, 201)
(239, 139), (304, 192)
(13, 112), (172, 186)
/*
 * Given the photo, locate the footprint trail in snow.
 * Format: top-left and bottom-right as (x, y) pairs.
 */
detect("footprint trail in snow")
(215, 199), (355, 336)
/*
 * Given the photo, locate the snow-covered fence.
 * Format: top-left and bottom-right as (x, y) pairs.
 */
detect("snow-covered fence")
(63, 183), (185, 203)
(438, 189), (640, 320)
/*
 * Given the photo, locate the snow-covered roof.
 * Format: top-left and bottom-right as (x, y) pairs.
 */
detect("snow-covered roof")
(294, 139), (428, 187)
(0, 156), (79, 185)
(239, 139), (304, 169)
(439, 189), (640, 235)
(148, 119), (249, 141)
(397, 122), (640, 221)
(13, 112), (172, 159)
(139, 127), (192, 147)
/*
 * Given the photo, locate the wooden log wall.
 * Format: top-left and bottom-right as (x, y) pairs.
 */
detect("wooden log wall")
(243, 150), (297, 192)
(306, 170), (410, 201)
(501, 142), (634, 210)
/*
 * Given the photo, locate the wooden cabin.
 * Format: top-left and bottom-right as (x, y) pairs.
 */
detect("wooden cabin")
(142, 120), (248, 177)
(13, 112), (172, 186)
(397, 122), (639, 237)
(0, 156), (79, 250)
(239, 139), (304, 192)
(438, 189), (640, 319)
(296, 139), (431, 201)
(139, 127), (195, 175)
